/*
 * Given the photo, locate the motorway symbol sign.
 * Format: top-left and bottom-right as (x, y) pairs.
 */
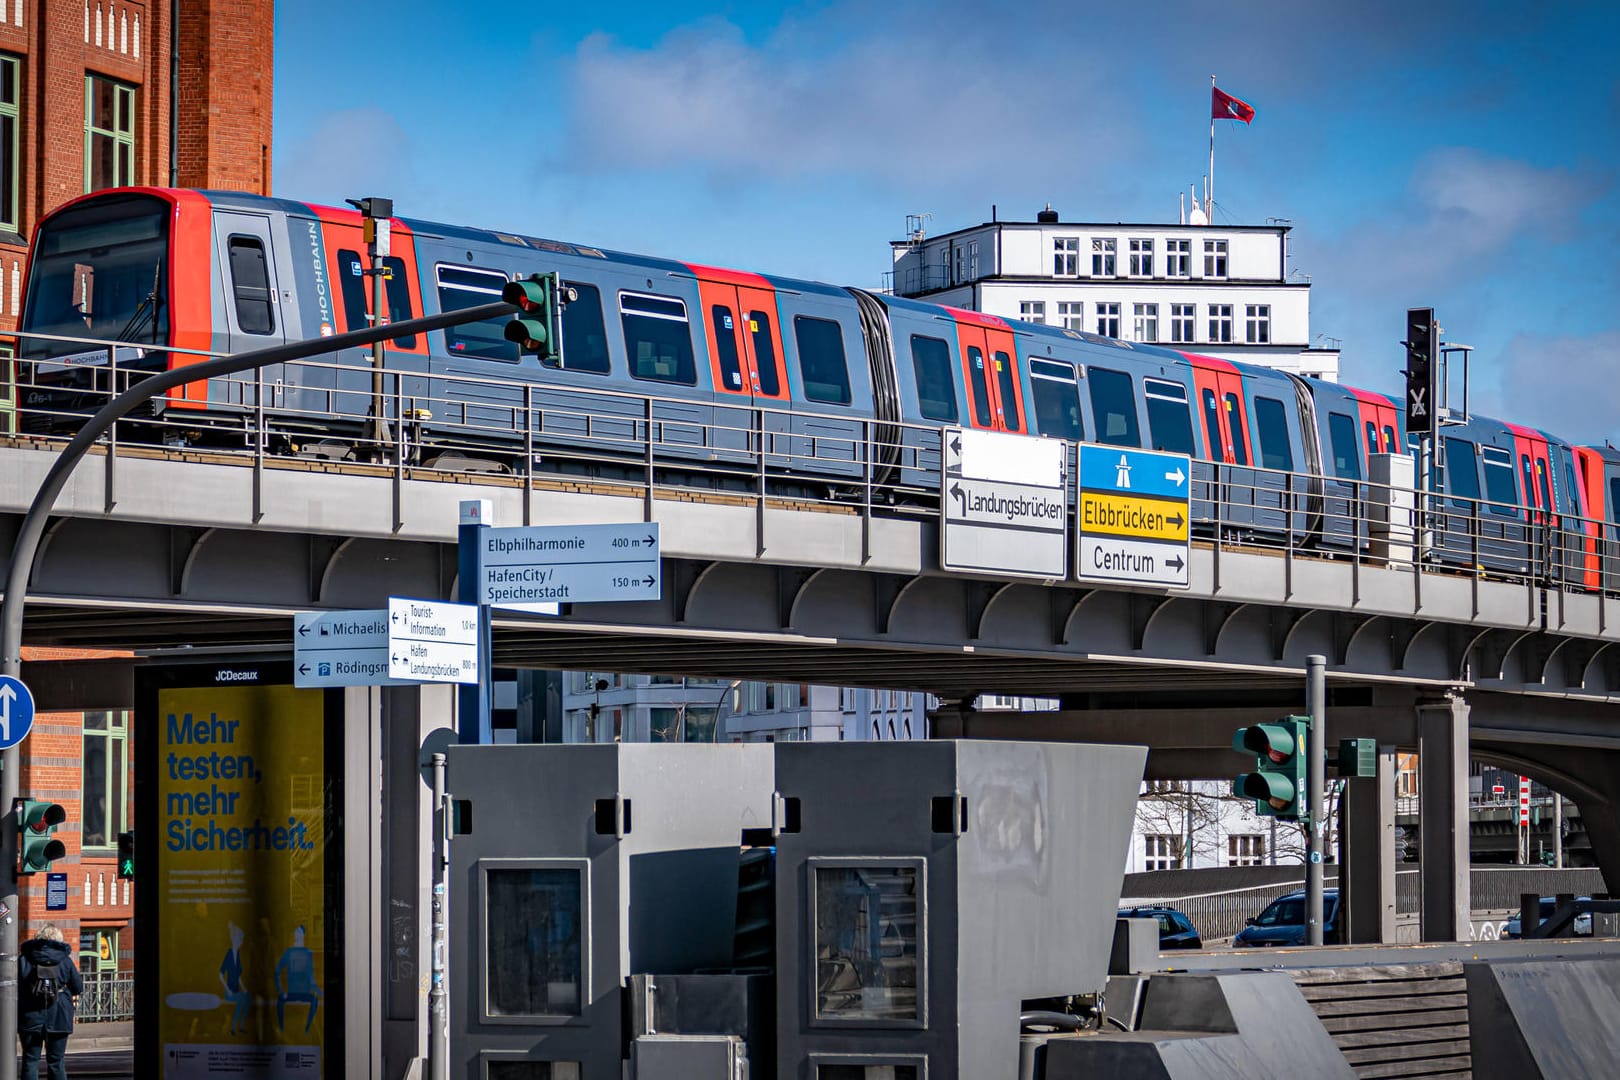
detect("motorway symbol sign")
(387, 598), (480, 685)
(480, 523), (661, 610)
(1076, 445), (1192, 589)
(293, 609), (415, 688)
(940, 428), (1068, 580)
(0, 674), (36, 750)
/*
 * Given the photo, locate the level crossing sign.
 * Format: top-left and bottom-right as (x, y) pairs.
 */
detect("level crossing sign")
(0, 674), (37, 750)
(1076, 445), (1192, 589)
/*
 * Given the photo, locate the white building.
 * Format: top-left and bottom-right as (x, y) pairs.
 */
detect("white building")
(888, 205), (1339, 381)
(556, 671), (931, 744)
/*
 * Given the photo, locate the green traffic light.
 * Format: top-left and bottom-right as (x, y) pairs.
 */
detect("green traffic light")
(17, 798), (67, 874)
(1232, 717), (1310, 822)
(117, 831), (135, 880)
(501, 273), (568, 364)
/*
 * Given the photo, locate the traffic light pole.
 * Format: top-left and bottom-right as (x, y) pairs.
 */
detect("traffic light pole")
(0, 298), (512, 1080)
(1306, 654), (1327, 947)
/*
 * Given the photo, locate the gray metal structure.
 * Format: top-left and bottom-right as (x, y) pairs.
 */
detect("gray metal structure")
(770, 740), (1145, 1079)
(445, 743), (775, 1079)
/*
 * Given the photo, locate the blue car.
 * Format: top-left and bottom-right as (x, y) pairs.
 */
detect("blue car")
(1118, 906), (1203, 950)
(1233, 889), (1340, 947)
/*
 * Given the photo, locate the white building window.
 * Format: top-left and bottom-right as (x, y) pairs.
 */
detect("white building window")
(1170, 303), (1195, 343)
(1053, 236), (1079, 276)
(1020, 300), (1046, 324)
(1133, 303), (1159, 343)
(1166, 239), (1191, 277)
(967, 240), (978, 279)
(1245, 304), (1271, 344)
(1057, 301), (1084, 330)
(1208, 303), (1233, 343)
(1129, 238), (1154, 277)
(1142, 779), (1183, 794)
(1228, 834), (1265, 866)
(1095, 301), (1120, 338)
(1144, 834), (1182, 871)
(954, 245), (965, 284)
(1203, 238), (1228, 278)
(1091, 238), (1117, 277)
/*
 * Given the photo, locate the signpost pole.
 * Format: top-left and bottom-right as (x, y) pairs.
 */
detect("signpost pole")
(457, 501), (493, 744)
(428, 752), (450, 1080)
(1306, 654), (1327, 946)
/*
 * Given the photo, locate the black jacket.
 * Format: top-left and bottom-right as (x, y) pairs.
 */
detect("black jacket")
(19, 938), (82, 1035)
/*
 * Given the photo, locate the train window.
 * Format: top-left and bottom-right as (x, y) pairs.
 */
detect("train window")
(1203, 389), (1223, 461)
(794, 316), (852, 405)
(226, 236), (274, 335)
(1088, 367), (1140, 447)
(993, 351), (1021, 431)
(710, 305), (744, 390)
(436, 265), (516, 362)
(1224, 392), (1248, 466)
(620, 292), (697, 385)
(560, 282), (610, 374)
(1536, 459), (1553, 515)
(1327, 413), (1361, 480)
(1382, 426), (1396, 453)
(1365, 420), (1379, 457)
(1482, 447), (1517, 508)
(966, 346), (992, 426)
(1610, 478), (1620, 525)
(748, 311), (780, 396)
(337, 249), (416, 349)
(1521, 455), (1536, 509)
(1444, 438), (1480, 501)
(1254, 397), (1293, 472)
(1029, 359), (1082, 441)
(909, 335), (957, 422)
(1144, 378), (1194, 456)
(1565, 462), (1583, 517)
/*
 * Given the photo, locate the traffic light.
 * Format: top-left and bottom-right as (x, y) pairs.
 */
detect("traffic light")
(117, 831), (134, 880)
(1232, 717), (1310, 822)
(15, 799), (66, 875)
(1404, 307), (1436, 435)
(502, 273), (575, 366)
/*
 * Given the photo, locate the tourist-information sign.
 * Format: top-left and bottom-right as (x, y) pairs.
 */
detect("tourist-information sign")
(479, 523), (661, 610)
(387, 598), (480, 684)
(293, 609), (414, 688)
(940, 428), (1067, 579)
(1076, 445), (1192, 588)
(0, 674), (37, 750)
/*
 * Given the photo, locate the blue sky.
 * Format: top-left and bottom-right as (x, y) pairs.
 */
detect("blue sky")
(274, 1), (1620, 441)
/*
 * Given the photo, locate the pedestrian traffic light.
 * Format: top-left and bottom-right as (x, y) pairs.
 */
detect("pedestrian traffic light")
(117, 831), (135, 880)
(1232, 717), (1310, 822)
(15, 798), (66, 875)
(502, 272), (575, 366)
(1404, 307), (1436, 435)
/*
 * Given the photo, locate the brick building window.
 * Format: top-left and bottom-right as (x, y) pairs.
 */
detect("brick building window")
(82, 710), (129, 851)
(1, 55), (17, 232)
(85, 74), (137, 193)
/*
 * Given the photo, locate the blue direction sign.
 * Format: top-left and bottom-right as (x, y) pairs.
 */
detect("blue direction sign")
(480, 523), (661, 610)
(1076, 444), (1193, 589)
(0, 674), (36, 750)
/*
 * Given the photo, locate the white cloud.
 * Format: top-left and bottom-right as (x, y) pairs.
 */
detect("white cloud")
(273, 108), (419, 208)
(1484, 330), (1620, 444)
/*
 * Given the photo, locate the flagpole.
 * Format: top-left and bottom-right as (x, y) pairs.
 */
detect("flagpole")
(1208, 74), (1216, 219)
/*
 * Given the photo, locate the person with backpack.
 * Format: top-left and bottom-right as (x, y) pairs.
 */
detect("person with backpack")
(18, 924), (82, 1080)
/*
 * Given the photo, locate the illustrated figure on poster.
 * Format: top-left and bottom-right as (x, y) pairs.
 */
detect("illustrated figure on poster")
(274, 925), (321, 1032)
(218, 922), (252, 1035)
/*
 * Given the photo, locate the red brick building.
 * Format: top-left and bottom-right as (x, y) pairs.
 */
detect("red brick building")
(0, 0), (273, 426)
(0, 0), (273, 999)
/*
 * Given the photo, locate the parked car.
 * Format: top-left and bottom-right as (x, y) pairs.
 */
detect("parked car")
(1232, 889), (1340, 947)
(1503, 896), (1593, 939)
(1118, 906), (1203, 949)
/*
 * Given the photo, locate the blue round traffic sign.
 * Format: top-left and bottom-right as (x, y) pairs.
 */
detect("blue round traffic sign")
(0, 675), (36, 750)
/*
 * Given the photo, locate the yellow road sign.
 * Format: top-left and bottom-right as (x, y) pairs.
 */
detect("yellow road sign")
(1079, 490), (1189, 542)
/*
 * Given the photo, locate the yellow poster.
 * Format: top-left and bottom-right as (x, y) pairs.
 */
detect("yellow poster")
(156, 682), (329, 1079)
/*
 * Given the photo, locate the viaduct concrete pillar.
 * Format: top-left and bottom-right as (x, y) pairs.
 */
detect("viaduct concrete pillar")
(1340, 742), (1398, 943)
(1418, 694), (1471, 941)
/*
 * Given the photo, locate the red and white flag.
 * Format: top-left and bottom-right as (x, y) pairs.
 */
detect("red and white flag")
(1212, 86), (1255, 124)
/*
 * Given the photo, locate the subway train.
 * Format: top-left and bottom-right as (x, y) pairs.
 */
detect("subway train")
(13, 187), (1619, 584)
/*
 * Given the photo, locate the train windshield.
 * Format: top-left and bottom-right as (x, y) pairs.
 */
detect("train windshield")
(19, 194), (169, 359)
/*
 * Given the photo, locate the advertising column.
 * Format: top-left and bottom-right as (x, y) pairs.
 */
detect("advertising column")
(136, 662), (342, 1079)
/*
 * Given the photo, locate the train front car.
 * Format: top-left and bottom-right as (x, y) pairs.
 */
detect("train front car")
(16, 189), (213, 432)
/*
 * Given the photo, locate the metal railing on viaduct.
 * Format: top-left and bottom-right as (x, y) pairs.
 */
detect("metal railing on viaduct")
(3, 340), (1620, 710)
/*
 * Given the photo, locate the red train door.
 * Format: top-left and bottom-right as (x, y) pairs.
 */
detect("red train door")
(1353, 391), (1400, 470)
(1574, 447), (1604, 588)
(1508, 426), (1554, 526)
(691, 267), (788, 403)
(1189, 359), (1250, 465)
(953, 318), (1024, 433)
